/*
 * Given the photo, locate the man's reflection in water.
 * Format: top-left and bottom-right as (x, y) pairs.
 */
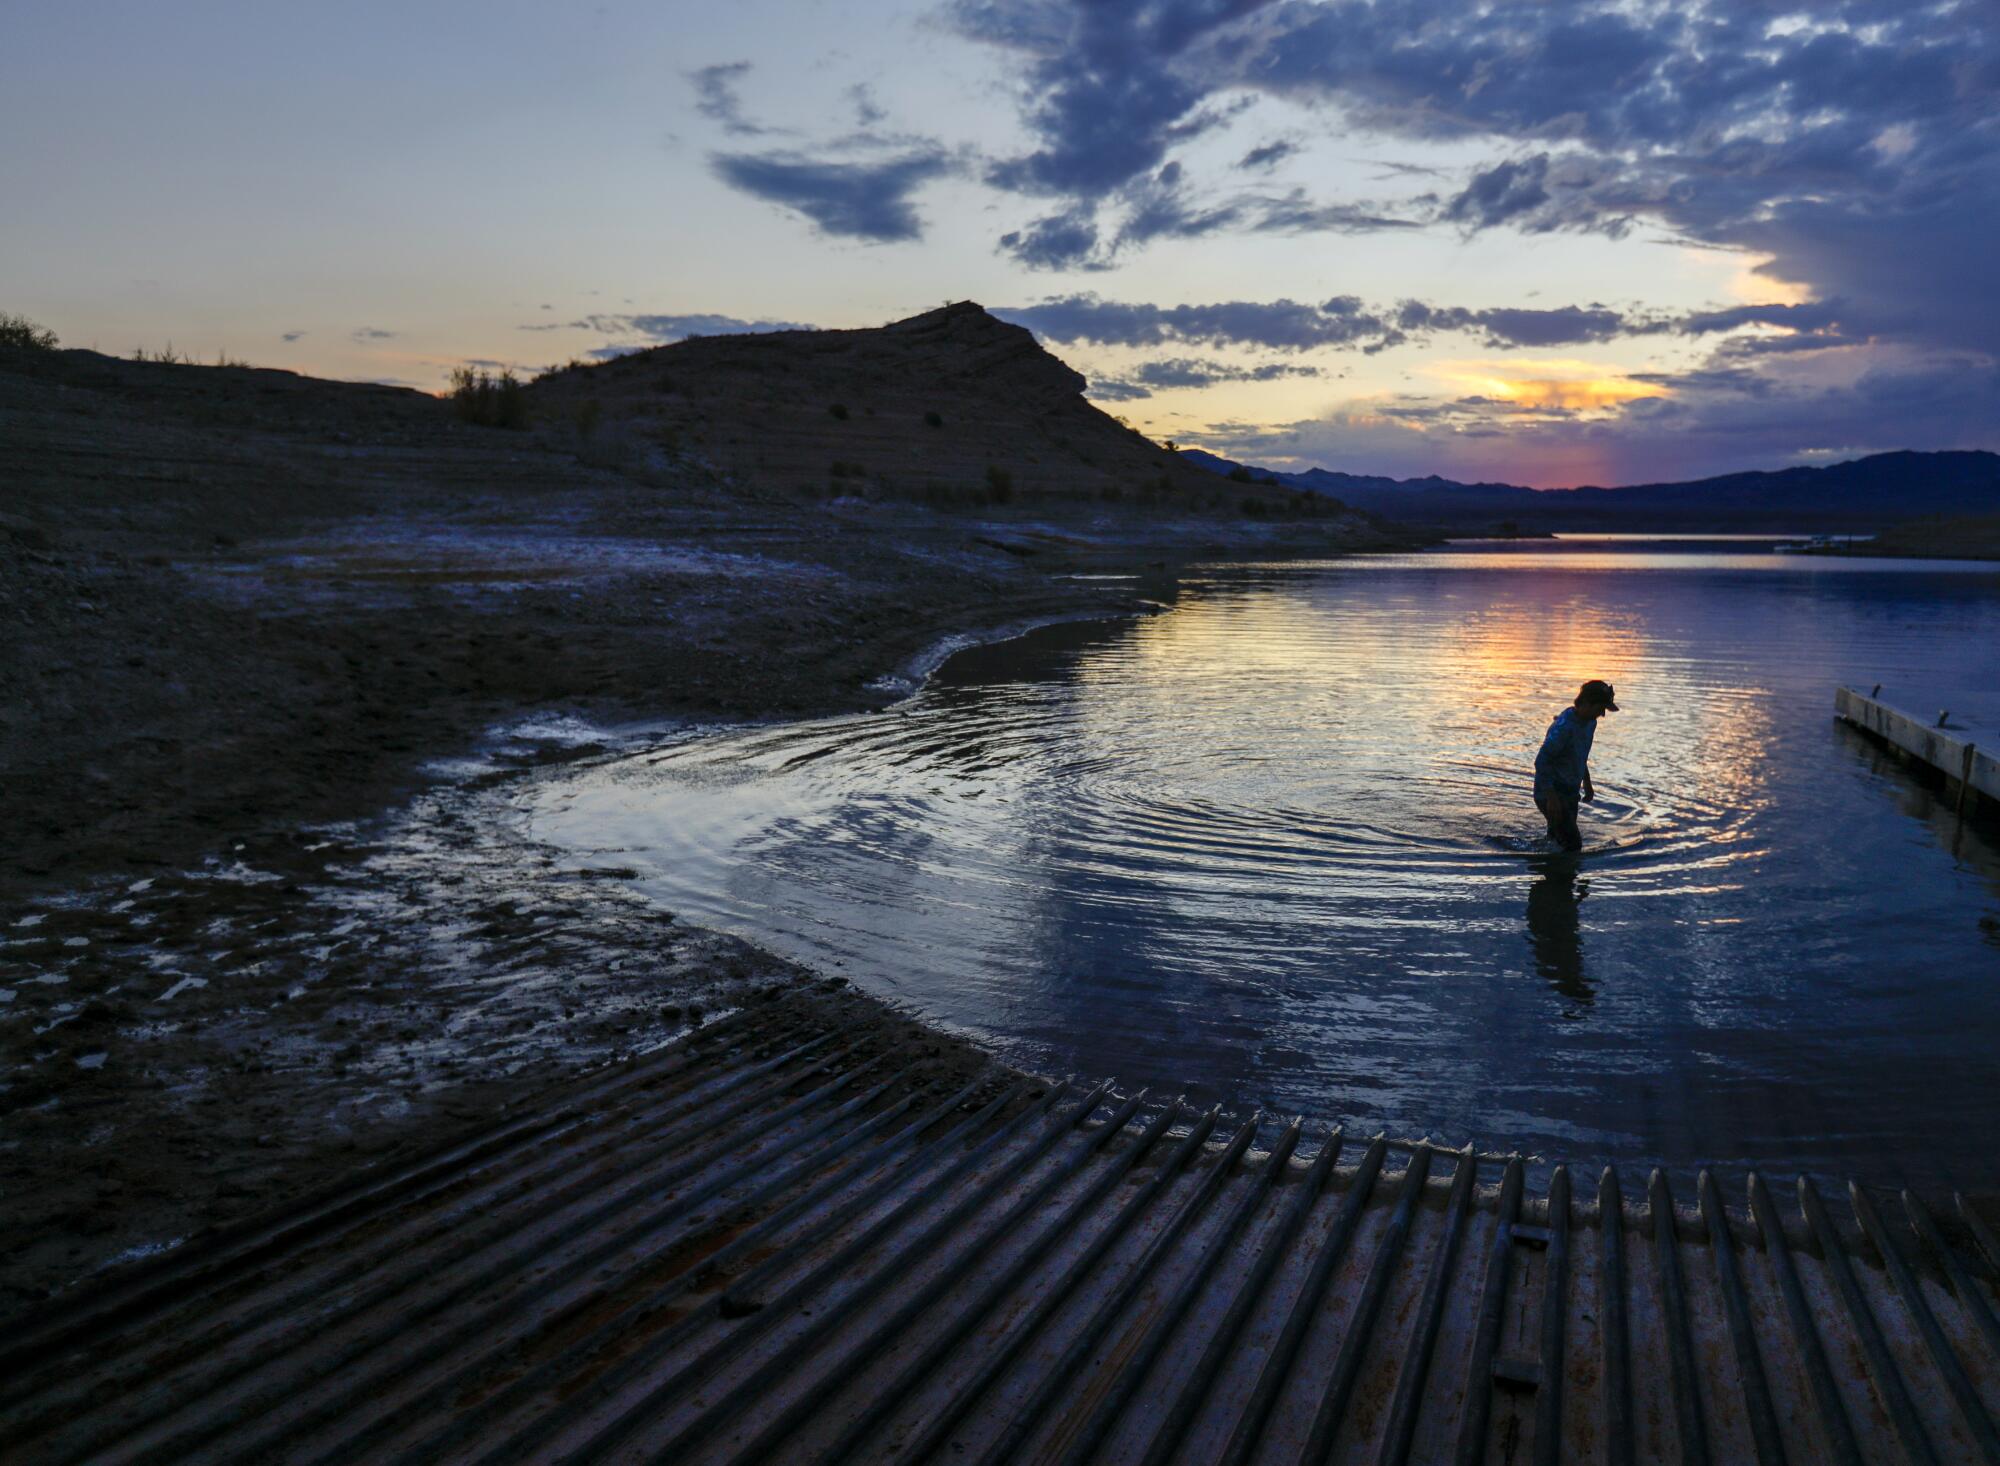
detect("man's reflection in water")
(1525, 860), (1594, 1010)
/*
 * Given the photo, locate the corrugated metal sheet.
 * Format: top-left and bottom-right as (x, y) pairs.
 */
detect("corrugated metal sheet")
(3, 1014), (1998, 1464)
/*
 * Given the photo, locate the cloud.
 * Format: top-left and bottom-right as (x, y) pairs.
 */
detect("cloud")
(1397, 301), (1628, 348)
(1114, 162), (1244, 248)
(998, 293), (1400, 352)
(1088, 355), (1324, 399)
(690, 61), (769, 137)
(1134, 357), (1321, 388)
(351, 327), (396, 342)
(564, 312), (814, 346)
(846, 83), (886, 128)
(999, 207), (1105, 271)
(280, 330), (305, 343)
(945, 0), (2000, 364)
(1192, 357), (2000, 488)
(1251, 191), (1421, 235)
(1002, 291), (1859, 357)
(1238, 140), (1297, 171)
(710, 149), (953, 242)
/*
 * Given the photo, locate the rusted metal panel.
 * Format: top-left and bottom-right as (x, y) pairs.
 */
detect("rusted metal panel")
(4, 1028), (1999, 1466)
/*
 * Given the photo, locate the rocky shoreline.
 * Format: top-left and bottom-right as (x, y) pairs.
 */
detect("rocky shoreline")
(0, 343), (1419, 1316)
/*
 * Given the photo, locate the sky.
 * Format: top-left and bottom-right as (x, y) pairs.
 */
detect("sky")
(3, 0), (1995, 487)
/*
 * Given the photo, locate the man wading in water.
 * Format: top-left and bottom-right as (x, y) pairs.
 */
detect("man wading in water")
(1534, 680), (1619, 852)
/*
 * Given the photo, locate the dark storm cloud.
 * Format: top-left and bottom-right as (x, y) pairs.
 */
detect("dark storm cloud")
(953, 0), (1252, 199)
(710, 149), (954, 242)
(690, 62), (769, 137)
(946, 0), (2000, 359)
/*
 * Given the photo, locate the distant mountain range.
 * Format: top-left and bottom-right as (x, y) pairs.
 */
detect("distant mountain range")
(1181, 447), (2000, 532)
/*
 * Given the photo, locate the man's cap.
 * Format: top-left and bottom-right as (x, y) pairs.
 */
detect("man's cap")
(1579, 678), (1620, 711)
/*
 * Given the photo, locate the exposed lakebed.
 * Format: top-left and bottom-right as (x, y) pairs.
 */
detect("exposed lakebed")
(530, 540), (2000, 1188)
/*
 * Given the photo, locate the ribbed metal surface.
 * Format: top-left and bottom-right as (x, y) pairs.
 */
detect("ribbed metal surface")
(4, 1018), (1999, 1465)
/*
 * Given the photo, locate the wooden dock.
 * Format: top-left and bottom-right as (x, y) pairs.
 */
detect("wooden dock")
(1837, 685), (2000, 808)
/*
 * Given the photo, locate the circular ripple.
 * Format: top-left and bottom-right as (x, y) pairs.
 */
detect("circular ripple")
(532, 550), (2000, 1187)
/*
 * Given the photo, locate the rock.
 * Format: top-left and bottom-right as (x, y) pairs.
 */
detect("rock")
(0, 511), (53, 549)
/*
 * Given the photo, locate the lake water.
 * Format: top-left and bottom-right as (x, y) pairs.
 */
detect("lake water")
(530, 539), (2000, 1189)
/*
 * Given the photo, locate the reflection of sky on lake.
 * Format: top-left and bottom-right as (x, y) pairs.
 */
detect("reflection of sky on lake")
(532, 543), (2000, 1187)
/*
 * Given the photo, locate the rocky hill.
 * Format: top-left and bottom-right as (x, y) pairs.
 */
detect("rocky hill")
(526, 302), (1343, 517)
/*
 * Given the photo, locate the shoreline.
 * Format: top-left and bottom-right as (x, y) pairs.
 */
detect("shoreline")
(0, 564), (1162, 1315)
(2, 343), (1426, 1314)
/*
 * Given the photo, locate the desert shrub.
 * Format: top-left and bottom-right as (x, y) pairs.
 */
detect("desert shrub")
(133, 344), (193, 364)
(828, 402), (849, 420)
(574, 400), (602, 438)
(1240, 495), (1267, 517)
(0, 312), (57, 350)
(1227, 465), (1254, 483)
(1099, 483), (1124, 503)
(984, 464), (1014, 504)
(829, 459), (867, 479)
(450, 365), (529, 429)
(923, 410), (943, 428)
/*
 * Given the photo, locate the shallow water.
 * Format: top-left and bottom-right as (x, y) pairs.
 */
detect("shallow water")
(531, 540), (2000, 1187)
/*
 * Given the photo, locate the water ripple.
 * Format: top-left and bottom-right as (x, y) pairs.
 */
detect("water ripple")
(532, 546), (2000, 1186)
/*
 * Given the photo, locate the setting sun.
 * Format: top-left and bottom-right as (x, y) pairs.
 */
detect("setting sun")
(1429, 359), (1673, 413)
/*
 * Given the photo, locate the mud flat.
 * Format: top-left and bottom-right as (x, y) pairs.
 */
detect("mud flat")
(0, 341), (1416, 1314)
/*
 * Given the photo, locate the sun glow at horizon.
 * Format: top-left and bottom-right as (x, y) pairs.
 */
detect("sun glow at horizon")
(1428, 359), (1674, 413)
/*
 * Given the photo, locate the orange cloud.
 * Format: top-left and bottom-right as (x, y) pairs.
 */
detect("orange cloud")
(1427, 358), (1671, 412)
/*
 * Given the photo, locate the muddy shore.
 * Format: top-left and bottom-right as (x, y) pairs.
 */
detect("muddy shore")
(0, 346), (1419, 1316)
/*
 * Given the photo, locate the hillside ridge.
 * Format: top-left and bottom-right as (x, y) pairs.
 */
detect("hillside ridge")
(1183, 446), (2000, 531)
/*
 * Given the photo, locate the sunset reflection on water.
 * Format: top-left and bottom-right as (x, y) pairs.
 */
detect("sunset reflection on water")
(533, 542), (2000, 1187)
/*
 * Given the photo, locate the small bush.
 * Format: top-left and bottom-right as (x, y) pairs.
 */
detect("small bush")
(1240, 495), (1267, 517)
(1, 313), (57, 350)
(1227, 465), (1254, 483)
(829, 459), (865, 479)
(923, 410), (943, 428)
(450, 365), (529, 429)
(574, 400), (602, 438)
(828, 402), (849, 420)
(984, 464), (1014, 504)
(1099, 483), (1124, 503)
(133, 344), (193, 364)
